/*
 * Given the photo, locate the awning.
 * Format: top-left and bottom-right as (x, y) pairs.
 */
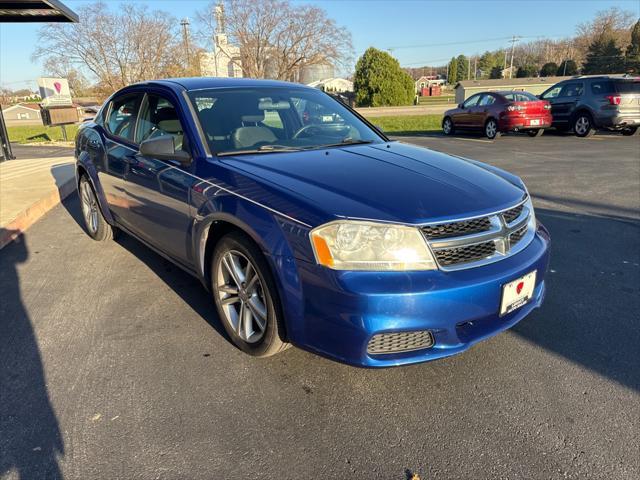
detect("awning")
(0, 0), (78, 22)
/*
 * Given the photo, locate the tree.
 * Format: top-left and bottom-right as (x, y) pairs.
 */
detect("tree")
(516, 64), (537, 78)
(353, 48), (414, 107)
(477, 50), (502, 79)
(576, 7), (636, 59)
(582, 36), (625, 74)
(625, 20), (640, 73)
(33, 2), (191, 96)
(557, 59), (578, 76)
(197, 0), (352, 81)
(539, 62), (559, 77)
(489, 66), (503, 79)
(447, 57), (458, 84)
(456, 55), (469, 81)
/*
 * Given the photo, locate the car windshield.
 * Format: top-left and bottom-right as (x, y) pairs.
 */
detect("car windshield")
(503, 91), (538, 102)
(188, 87), (384, 156)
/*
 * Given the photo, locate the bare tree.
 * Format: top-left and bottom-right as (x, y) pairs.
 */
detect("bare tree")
(33, 2), (193, 96)
(197, 0), (353, 81)
(575, 7), (637, 58)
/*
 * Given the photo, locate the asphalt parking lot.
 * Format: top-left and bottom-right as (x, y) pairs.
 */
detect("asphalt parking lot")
(1, 133), (639, 479)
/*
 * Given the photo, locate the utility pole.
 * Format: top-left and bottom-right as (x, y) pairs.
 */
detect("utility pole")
(508, 35), (521, 79)
(180, 18), (191, 72)
(474, 56), (477, 80)
(467, 57), (470, 80)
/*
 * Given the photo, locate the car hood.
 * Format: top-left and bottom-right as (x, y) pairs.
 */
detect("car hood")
(220, 142), (526, 226)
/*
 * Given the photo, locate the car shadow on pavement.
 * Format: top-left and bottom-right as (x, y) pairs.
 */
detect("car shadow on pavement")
(0, 230), (64, 479)
(60, 196), (231, 342)
(513, 208), (640, 391)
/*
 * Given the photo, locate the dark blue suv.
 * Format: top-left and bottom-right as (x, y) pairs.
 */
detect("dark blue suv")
(75, 78), (550, 367)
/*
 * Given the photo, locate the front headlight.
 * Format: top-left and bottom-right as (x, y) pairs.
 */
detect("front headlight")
(524, 190), (536, 229)
(310, 220), (437, 271)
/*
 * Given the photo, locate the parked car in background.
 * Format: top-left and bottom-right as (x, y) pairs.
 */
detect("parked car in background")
(539, 75), (640, 137)
(442, 91), (552, 139)
(75, 77), (549, 367)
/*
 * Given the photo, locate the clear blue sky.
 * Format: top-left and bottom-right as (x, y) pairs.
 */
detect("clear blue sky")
(1, 0), (639, 91)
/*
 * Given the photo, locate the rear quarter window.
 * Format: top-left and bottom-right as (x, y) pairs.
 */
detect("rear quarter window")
(590, 81), (615, 95)
(615, 81), (640, 94)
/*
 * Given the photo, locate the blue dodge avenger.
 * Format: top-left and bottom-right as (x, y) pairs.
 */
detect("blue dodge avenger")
(75, 78), (550, 367)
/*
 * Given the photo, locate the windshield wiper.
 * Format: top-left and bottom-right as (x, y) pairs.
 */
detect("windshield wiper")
(217, 145), (303, 157)
(311, 139), (374, 149)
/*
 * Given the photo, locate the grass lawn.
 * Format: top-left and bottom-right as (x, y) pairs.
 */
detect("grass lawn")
(418, 95), (456, 105)
(7, 124), (79, 143)
(369, 114), (443, 136)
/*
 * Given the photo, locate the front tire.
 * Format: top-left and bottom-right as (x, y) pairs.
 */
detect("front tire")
(211, 232), (288, 357)
(442, 117), (455, 135)
(78, 176), (114, 241)
(484, 119), (501, 139)
(526, 129), (544, 137)
(573, 113), (596, 137)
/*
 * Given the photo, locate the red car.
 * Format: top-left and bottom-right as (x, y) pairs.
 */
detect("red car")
(443, 91), (552, 139)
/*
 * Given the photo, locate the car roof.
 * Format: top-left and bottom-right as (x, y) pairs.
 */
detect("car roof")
(131, 77), (310, 92)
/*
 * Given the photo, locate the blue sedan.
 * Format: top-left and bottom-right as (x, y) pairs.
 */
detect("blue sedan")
(74, 78), (550, 367)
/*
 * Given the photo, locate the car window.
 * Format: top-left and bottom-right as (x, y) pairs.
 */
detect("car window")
(478, 94), (496, 106)
(106, 94), (142, 142)
(614, 80), (640, 94)
(136, 94), (185, 150)
(541, 85), (562, 99)
(591, 81), (615, 95)
(188, 87), (383, 155)
(504, 91), (538, 102)
(559, 82), (583, 97)
(463, 94), (481, 108)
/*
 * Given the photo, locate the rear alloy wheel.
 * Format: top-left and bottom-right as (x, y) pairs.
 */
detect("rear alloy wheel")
(621, 126), (638, 136)
(526, 129), (544, 137)
(442, 117), (455, 135)
(79, 176), (114, 241)
(573, 113), (596, 137)
(212, 232), (288, 357)
(484, 119), (501, 139)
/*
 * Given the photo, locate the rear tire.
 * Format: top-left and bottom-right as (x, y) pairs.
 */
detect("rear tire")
(442, 117), (455, 135)
(78, 176), (114, 242)
(526, 129), (544, 137)
(484, 119), (501, 139)
(211, 232), (289, 357)
(573, 113), (596, 137)
(621, 126), (638, 136)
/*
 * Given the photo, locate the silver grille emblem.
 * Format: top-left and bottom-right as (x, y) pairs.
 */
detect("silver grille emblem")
(494, 215), (511, 255)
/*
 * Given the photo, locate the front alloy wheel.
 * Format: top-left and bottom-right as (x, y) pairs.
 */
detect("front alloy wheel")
(212, 232), (288, 357)
(442, 117), (454, 135)
(485, 119), (501, 139)
(573, 114), (595, 137)
(79, 176), (114, 241)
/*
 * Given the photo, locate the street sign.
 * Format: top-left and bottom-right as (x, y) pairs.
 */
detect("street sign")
(37, 77), (73, 107)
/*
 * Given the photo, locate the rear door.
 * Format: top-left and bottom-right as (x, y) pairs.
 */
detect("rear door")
(475, 93), (498, 127)
(100, 93), (144, 224)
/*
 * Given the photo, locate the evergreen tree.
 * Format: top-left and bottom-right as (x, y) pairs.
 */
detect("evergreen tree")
(557, 60), (578, 76)
(353, 47), (415, 107)
(457, 55), (469, 81)
(489, 66), (503, 79)
(516, 64), (538, 78)
(583, 37), (625, 74)
(625, 20), (640, 73)
(447, 57), (458, 84)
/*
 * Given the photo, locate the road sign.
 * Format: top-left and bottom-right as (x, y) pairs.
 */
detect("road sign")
(37, 77), (73, 107)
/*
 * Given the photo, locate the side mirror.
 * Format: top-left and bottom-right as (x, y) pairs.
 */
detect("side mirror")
(139, 136), (191, 166)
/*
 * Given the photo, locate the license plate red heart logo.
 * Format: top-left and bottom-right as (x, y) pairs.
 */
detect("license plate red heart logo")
(516, 281), (524, 294)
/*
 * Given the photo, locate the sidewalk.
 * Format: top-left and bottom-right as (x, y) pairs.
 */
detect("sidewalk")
(0, 148), (76, 249)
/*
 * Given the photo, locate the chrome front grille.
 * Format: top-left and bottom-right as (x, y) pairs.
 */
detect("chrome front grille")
(424, 198), (534, 271)
(367, 331), (434, 354)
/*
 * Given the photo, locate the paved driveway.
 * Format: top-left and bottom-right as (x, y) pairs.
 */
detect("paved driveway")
(1, 134), (638, 479)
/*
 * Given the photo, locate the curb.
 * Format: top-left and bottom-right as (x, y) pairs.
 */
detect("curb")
(0, 177), (77, 250)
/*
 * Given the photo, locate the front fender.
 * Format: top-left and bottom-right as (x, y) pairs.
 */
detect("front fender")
(192, 191), (308, 343)
(76, 149), (115, 225)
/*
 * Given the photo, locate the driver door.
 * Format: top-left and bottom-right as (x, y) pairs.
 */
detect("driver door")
(455, 94), (481, 127)
(122, 92), (198, 265)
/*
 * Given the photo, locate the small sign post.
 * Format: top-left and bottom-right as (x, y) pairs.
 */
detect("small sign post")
(37, 77), (78, 139)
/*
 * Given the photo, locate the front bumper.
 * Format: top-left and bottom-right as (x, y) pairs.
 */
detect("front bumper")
(291, 224), (550, 367)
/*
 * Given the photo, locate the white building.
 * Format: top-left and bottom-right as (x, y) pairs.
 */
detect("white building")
(307, 78), (354, 93)
(199, 4), (243, 78)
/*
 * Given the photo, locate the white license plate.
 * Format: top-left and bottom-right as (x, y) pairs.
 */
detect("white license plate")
(529, 119), (541, 126)
(500, 271), (537, 316)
